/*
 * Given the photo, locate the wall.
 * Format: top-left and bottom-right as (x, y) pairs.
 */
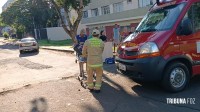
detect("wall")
(84, 0), (125, 11)
(46, 27), (71, 41)
(2, 0), (16, 12)
(82, 6), (150, 25)
(124, 0), (139, 10)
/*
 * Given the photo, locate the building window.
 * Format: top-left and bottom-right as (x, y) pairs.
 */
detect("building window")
(83, 11), (88, 18)
(113, 2), (124, 13)
(101, 5), (110, 15)
(127, 0), (132, 4)
(138, 0), (153, 7)
(91, 8), (99, 17)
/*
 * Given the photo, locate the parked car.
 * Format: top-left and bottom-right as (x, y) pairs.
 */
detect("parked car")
(19, 37), (39, 54)
(116, 0), (200, 92)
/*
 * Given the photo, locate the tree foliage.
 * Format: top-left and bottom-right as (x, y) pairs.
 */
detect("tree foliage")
(0, 15), (6, 27)
(3, 32), (9, 38)
(1, 0), (90, 42)
(48, 0), (90, 43)
(1, 0), (59, 37)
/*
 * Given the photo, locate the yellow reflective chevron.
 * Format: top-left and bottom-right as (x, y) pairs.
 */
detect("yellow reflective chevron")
(88, 64), (103, 68)
(87, 83), (94, 88)
(95, 83), (102, 90)
(89, 38), (101, 47)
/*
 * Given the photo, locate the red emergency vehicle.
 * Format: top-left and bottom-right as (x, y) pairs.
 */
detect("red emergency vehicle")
(116, 0), (200, 92)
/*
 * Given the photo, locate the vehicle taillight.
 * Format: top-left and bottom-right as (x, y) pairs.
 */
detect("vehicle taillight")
(33, 42), (36, 46)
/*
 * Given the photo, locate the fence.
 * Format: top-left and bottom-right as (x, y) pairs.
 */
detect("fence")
(34, 27), (71, 40)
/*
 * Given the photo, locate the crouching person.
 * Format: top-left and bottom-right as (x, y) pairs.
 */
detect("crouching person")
(82, 29), (105, 93)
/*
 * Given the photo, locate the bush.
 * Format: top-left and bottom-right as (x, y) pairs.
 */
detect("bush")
(3, 32), (9, 39)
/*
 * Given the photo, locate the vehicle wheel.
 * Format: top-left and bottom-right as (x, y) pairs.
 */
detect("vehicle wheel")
(35, 48), (39, 53)
(20, 50), (24, 54)
(162, 62), (190, 92)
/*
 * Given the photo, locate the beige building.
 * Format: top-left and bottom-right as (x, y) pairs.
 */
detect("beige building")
(2, 0), (16, 12)
(82, 0), (157, 39)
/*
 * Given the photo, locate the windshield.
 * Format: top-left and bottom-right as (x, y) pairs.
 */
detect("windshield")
(136, 3), (186, 32)
(21, 38), (36, 42)
(123, 33), (135, 42)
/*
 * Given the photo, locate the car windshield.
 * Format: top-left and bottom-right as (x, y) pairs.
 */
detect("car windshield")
(21, 38), (35, 42)
(136, 3), (186, 32)
(123, 33), (135, 42)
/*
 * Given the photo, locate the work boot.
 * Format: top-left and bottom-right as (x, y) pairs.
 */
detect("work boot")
(88, 88), (94, 92)
(94, 89), (101, 93)
(87, 83), (94, 92)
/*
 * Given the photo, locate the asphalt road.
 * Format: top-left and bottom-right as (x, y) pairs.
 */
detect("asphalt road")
(0, 41), (79, 93)
(0, 40), (200, 112)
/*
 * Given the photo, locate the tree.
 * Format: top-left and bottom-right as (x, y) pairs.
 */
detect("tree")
(48, 0), (90, 43)
(0, 16), (6, 27)
(1, 0), (59, 38)
(3, 32), (9, 38)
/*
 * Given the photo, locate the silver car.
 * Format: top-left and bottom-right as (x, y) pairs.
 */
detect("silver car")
(19, 37), (39, 54)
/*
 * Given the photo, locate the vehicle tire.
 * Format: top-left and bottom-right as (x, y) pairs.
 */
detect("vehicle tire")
(20, 50), (24, 54)
(162, 62), (190, 92)
(35, 48), (39, 53)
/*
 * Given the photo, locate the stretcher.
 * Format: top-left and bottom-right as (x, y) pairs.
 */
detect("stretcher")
(77, 56), (88, 89)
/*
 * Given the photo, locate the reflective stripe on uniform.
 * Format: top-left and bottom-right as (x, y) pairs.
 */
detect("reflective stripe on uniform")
(89, 38), (101, 47)
(95, 83), (102, 90)
(87, 83), (94, 87)
(88, 64), (103, 68)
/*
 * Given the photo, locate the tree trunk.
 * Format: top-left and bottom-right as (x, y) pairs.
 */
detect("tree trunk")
(50, 0), (85, 44)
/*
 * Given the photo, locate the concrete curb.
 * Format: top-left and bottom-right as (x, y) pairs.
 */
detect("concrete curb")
(0, 40), (74, 53)
(40, 47), (74, 53)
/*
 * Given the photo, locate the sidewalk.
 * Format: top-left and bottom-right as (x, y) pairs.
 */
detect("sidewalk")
(0, 38), (74, 53)
(40, 46), (74, 53)
(0, 37), (5, 42)
(0, 38), (20, 45)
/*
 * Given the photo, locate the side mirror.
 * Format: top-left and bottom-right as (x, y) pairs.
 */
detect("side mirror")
(178, 18), (193, 35)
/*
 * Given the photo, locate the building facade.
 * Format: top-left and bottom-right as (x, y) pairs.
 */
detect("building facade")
(82, 0), (157, 40)
(2, 0), (16, 12)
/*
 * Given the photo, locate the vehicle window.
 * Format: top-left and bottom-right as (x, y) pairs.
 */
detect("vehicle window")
(184, 2), (200, 32)
(136, 3), (186, 32)
(21, 38), (35, 42)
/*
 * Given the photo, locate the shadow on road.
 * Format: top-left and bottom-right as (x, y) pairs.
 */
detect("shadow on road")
(82, 72), (200, 112)
(19, 51), (39, 57)
(30, 97), (48, 112)
(132, 75), (200, 111)
(0, 43), (18, 50)
(82, 75), (141, 112)
(82, 75), (167, 112)
(103, 64), (119, 75)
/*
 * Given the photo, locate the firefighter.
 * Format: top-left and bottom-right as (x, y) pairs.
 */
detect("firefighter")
(82, 29), (104, 93)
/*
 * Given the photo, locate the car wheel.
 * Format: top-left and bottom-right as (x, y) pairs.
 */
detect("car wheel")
(35, 48), (39, 53)
(20, 50), (24, 54)
(162, 62), (190, 92)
